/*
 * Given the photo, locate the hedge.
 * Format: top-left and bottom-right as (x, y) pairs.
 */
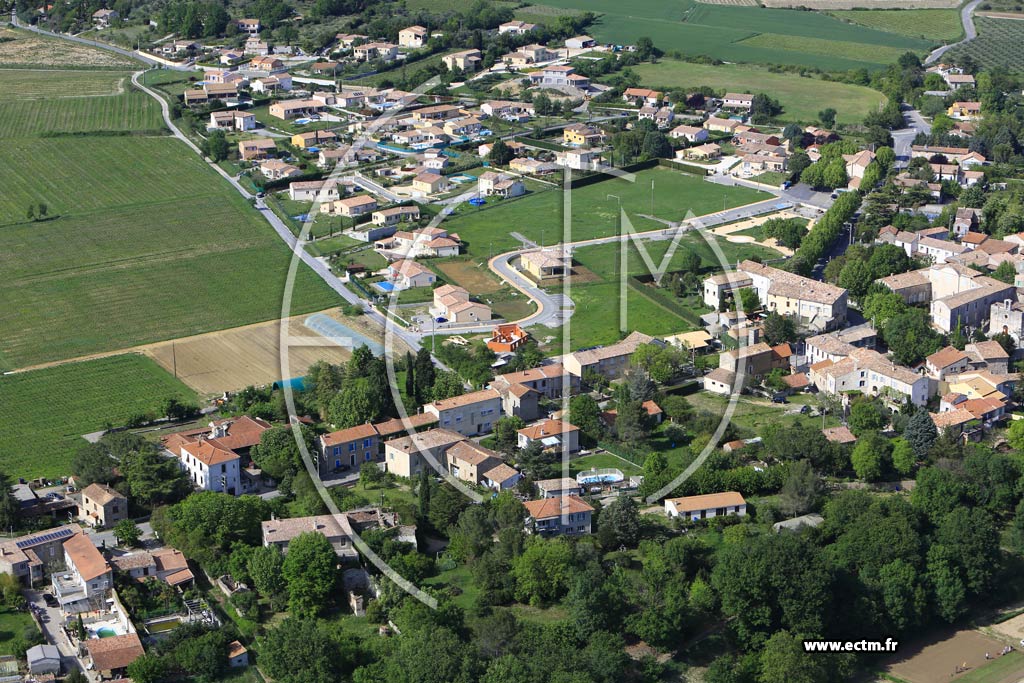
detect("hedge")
(789, 191), (861, 275)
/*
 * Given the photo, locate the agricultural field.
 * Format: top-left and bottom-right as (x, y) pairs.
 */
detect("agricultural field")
(828, 8), (964, 42)
(532, 0), (931, 69)
(513, 4), (589, 26)
(0, 355), (196, 479)
(947, 16), (1024, 71)
(0, 27), (135, 67)
(631, 60), (887, 124)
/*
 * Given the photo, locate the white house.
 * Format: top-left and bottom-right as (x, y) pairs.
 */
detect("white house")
(664, 491), (747, 521)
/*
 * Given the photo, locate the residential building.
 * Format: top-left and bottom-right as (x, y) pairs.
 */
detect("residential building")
(375, 226), (460, 258)
(209, 110), (256, 131)
(945, 73), (975, 90)
(491, 363), (577, 400)
(523, 496), (593, 536)
(669, 124), (709, 144)
(424, 389), (503, 436)
(228, 641), (249, 668)
(535, 478), (583, 498)
(398, 25), (428, 48)
(443, 116), (482, 137)
(802, 325), (878, 366)
(387, 259), (436, 288)
(27, 644), (60, 676)
(487, 323), (529, 353)
(258, 159), (302, 181)
(238, 138), (276, 160)
(445, 440), (519, 489)
(0, 525), (81, 585)
(809, 347), (931, 407)
(384, 428), (466, 478)
(243, 37), (269, 55)
(555, 147), (601, 171)
(947, 101), (982, 120)
(412, 171), (450, 196)
(478, 171), (526, 197)
(79, 483), (127, 528)
(371, 413), (439, 442)
(623, 87), (663, 106)
(178, 439), (241, 494)
(318, 424), (379, 475)
(564, 330), (657, 380)
(704, 116), (741, 134)
(664, 491), (747, 520)
(291, 130), (337, 149)
(664, 330), (714, 352)
(966, 340), (1010, 375)
(353, 42), (399, 61)
(498, 20), (537, 35)
(92, 8), (118, 26)
(682, 142), (721, 161)
(289, 179), (342, 202)
(703, 367), (737, 396)
(53, 534), (112, 613)
(249, 55), (285, 73)
(324, 195), (378, 217)
(925, 346), (971, 380)
(520, 248), (571, 280)
(480, 100), (535, 119)
(412, 104), (462, 122)
(372, 205), (420, 227)
(880, 263), (1016, 333)
(989, 298), (1024, 347)
(268, 99), (326, 120)
(517, 419), (580, 453)
(722, 93), (753, 109)
(442, 49), (482, 71)
(431, 284), (491, 324)
(235, 18), (260, 34)
(509, 157), (559, 175)
(563, 123), (604, 146)
(261, 515), (356, 560)
(85, 633), (144, 679)
(108, 547), (193, 588)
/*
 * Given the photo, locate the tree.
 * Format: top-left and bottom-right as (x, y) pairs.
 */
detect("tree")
(848, 397), (888, 435)
(432, 370), (465, 401)
(248, 545), (287, 608)
(126, 654), (166, 683)
(614, 400), (650, 443)
(992, 331), (1016, 356)
(260, 618), (357, 683)
(113, 520), (142, 547)
(251, 425), (314, 480)
(512, 537), (574, 605)
(282, 532), (338, 614)
(568, 394), (603, 444)
(782, 123), (803, 146)
(641, 130), (672, 159)
(71, 443), (116, 487)
(488, 139), (514, 166)
(818, 108), (837, 128)
(838, 260), (872, 300)
(737, 287), (760, 314)
(778, 460), (822, 518)
(884, 309), (941, 365)
(205, 129), (229, 161)
(903, 409), (937, 461)
(492, 416), (525, 455)
(413, 348), (436, 405)
(759, 631), (830, 683)
(891, 437), (916, 476)
(173, 629), (228, 682)
(750, 93), (782, 121)
(851, 431), (891, 481)
(763, 312), (797, 345)
(597, 496), (640, 549)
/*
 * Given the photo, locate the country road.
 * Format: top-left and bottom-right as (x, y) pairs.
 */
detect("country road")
(926, 0), (983, 64)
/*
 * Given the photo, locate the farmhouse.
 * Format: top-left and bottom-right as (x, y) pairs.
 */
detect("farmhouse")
(809, 347), (931, 407)
(665, 491), (747, 520)
(79, 483), (126, 528)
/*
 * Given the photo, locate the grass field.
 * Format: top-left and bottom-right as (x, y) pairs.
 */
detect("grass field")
(532, 0), (931, 69)
(947, 16), (1024, 72)
(829, 8), (964, 42)
(0, 28), (136, 68)
(631, 60), (887, 124)
(0, 355), (196, 478)
(0, 608), (37, 656)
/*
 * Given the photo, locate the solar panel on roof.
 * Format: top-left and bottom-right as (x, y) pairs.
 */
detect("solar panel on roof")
(15, 527), (74, 550)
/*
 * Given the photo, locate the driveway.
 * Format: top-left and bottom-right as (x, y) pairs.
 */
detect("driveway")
(24, 589), (86, 677)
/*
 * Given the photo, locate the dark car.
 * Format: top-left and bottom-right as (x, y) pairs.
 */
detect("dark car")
(771, 394), (787, 404)
(42, 593), (58, 608)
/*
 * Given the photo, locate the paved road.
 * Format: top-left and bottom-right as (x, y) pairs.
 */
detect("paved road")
(24, 589), (87, 678)
(354, 172), (408, 204)
(926, 0), (984, 65)
(892, 106), (932, 168)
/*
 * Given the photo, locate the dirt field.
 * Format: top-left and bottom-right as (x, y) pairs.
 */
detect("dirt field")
(977, 11), (1024, 20)
(0, 28), (136, 67)
(710, 211), (802, 257)
(886, 629), (1011, 683)
(144, 310), (401, 395)
(436, 260), (505, 294)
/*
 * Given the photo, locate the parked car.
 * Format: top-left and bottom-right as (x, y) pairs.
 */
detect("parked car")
(42, 593), (58, 608)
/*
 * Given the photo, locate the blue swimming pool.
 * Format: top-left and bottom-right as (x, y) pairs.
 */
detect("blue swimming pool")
(374, 281), (397, 293)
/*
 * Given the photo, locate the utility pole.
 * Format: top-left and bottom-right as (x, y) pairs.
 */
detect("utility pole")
(650, 178), (654, 216)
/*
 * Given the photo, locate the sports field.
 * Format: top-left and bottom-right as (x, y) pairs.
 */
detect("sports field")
(532, 0), (931, 69)
(829, 8), (964, 42)
(631, 60), (887, 124)
(0, 355), (196, 479)
(947, 16), (1024, 72)
(441, 168), (768, 258)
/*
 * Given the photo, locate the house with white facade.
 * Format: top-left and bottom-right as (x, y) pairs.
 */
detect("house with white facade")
(664, 491), (747, 520)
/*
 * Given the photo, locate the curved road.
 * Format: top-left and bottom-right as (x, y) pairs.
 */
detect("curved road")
(926, 0), (983, 65)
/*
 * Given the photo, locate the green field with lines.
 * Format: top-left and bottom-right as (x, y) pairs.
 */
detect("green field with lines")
(948, 16), (1024, 72)
(0, 355), (197, 478)
(532, 0), (931, 69)
(829, 8), (963, 42)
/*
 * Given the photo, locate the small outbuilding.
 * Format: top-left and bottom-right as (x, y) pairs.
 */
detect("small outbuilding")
(27, 644), (61, 675)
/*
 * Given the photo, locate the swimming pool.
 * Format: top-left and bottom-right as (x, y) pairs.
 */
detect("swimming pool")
(576, 468), (624, 486)
(295, 118), (312, 125)
(374, 281), (397, 293)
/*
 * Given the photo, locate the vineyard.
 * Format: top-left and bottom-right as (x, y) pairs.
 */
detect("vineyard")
(947, 16), (1024, 71)
(0, 355), (196, 479)
(828, 8), (964, 42)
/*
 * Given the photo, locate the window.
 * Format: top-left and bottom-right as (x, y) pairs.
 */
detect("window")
(348, 443), (356, 452)
(363, 438), (372, 448)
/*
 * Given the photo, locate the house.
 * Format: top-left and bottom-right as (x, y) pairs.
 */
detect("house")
(822, 426), (857, 444)
(704, 116), (741, 134)
(479, 140), (526, 158)
(249, 55), (285, 73)
(498, 20), (537, 35)
(722, 93), (754, 110)
(664, 491), (747, 520)
(412, 171), (449, 196)
(79, 483), (127, 528)
(520, 248), (571, 280)
(383, 428), (465, 478)
(53, 534), (112, 613)
(563, 123), (604, 146)
(565, 35), (596, 49)
(109, 547), (193, 588)
(509, 157), (559, 175)
(478, 171), (525, 197)
(335, 33), (368, 49)
(85, 633), (144, 679)
(480, 100), (535, 119)
(682, 142), (721, 161)
(487, 323), (529, 353)
(443, 116), (483, 137)
(289, 179), (342, 202)
(809, 347), (931, 407)
(529, 65), (589, 88)
(517, 419), (580, 453)
(238, 138), (276, 160)
(881, 263), (1016, 333)
(953, 206), (982, 238)
(432, 284), (491, 324)
(228, 641), (249, 668)
(445, 440), (518, 489)
(259, 159), (302, 181)
(244, 37), (269, 56)
(268, 99), (326, 120)
(326, 195), (377, 217)
(844, 149), (876, 184)
(372, 413), (439, 442)
(947, 101), (982, 120)
(311, 61), (339, 75)
(944, 73), (975, 90)
(236, 17), (260, 34)
(353, 42), (399, 61)
(535, 478), (583, 498)
(387, 259), (436, 288)
(183, 90), (209, 107)
(372, 205), (420, 227)
(374, 226), (460, 258)
(491, 363), (577, 401)
(318, 423), (379, 475)
(670, 124), (709, 144)
(564, 330), (657, 380)
(523, 496), (593, 536)
(665, 330), (714, 352)
(802, 325), (877, 366)
(209, 110), (256, 131)
(398, 25), (428, 48)
(555, 147), (601, 171)
(291, 130), (337, 149)
(27, 644), (61, 675)
(623, 88), (663, 106)
(261, 515), (356, 560)
(424, 389), (503, 436)
(412, 104), (462, 122)
(0, 525), (80, 585)
(92, 8), (118, 26)
(717, 342), (791, 385)
(442, 49), (482, 72)
(203, 83), (238, 100)
(966, 340), (1010, 375)
(178, 439), (241, 494)
(925, 346), (971, 380)
(990, 298), (1024, 347)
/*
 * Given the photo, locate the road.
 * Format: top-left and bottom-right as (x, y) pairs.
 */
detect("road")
(24, 589), (87, 678)
(892, 106), (932, 168)
(926, 0), (983, 65)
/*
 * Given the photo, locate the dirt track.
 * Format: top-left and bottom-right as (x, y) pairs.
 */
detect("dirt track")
(886, 628), (1011, 683)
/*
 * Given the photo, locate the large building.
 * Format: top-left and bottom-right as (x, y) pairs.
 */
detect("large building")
(879, 263), (1015, 333)
(564, 331), (657, 381)
(809, 347), (931, 407)
(424, 388), (503, 436)
(318, 423), (380, 476)
(54, 534), (112, 613)
(383, 428), (467, 478)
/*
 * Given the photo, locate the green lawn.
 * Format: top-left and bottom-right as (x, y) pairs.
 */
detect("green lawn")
(631, 60), (887, 125)
(0, 355), (197, 479)
(829, 9), (963, 42)
(956, 651), (1024, 683)
(571, 452), (643, 477)
(0, 608), (37, 656)
(685, 391), (837, 437)
(531, 0), (930, 69)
